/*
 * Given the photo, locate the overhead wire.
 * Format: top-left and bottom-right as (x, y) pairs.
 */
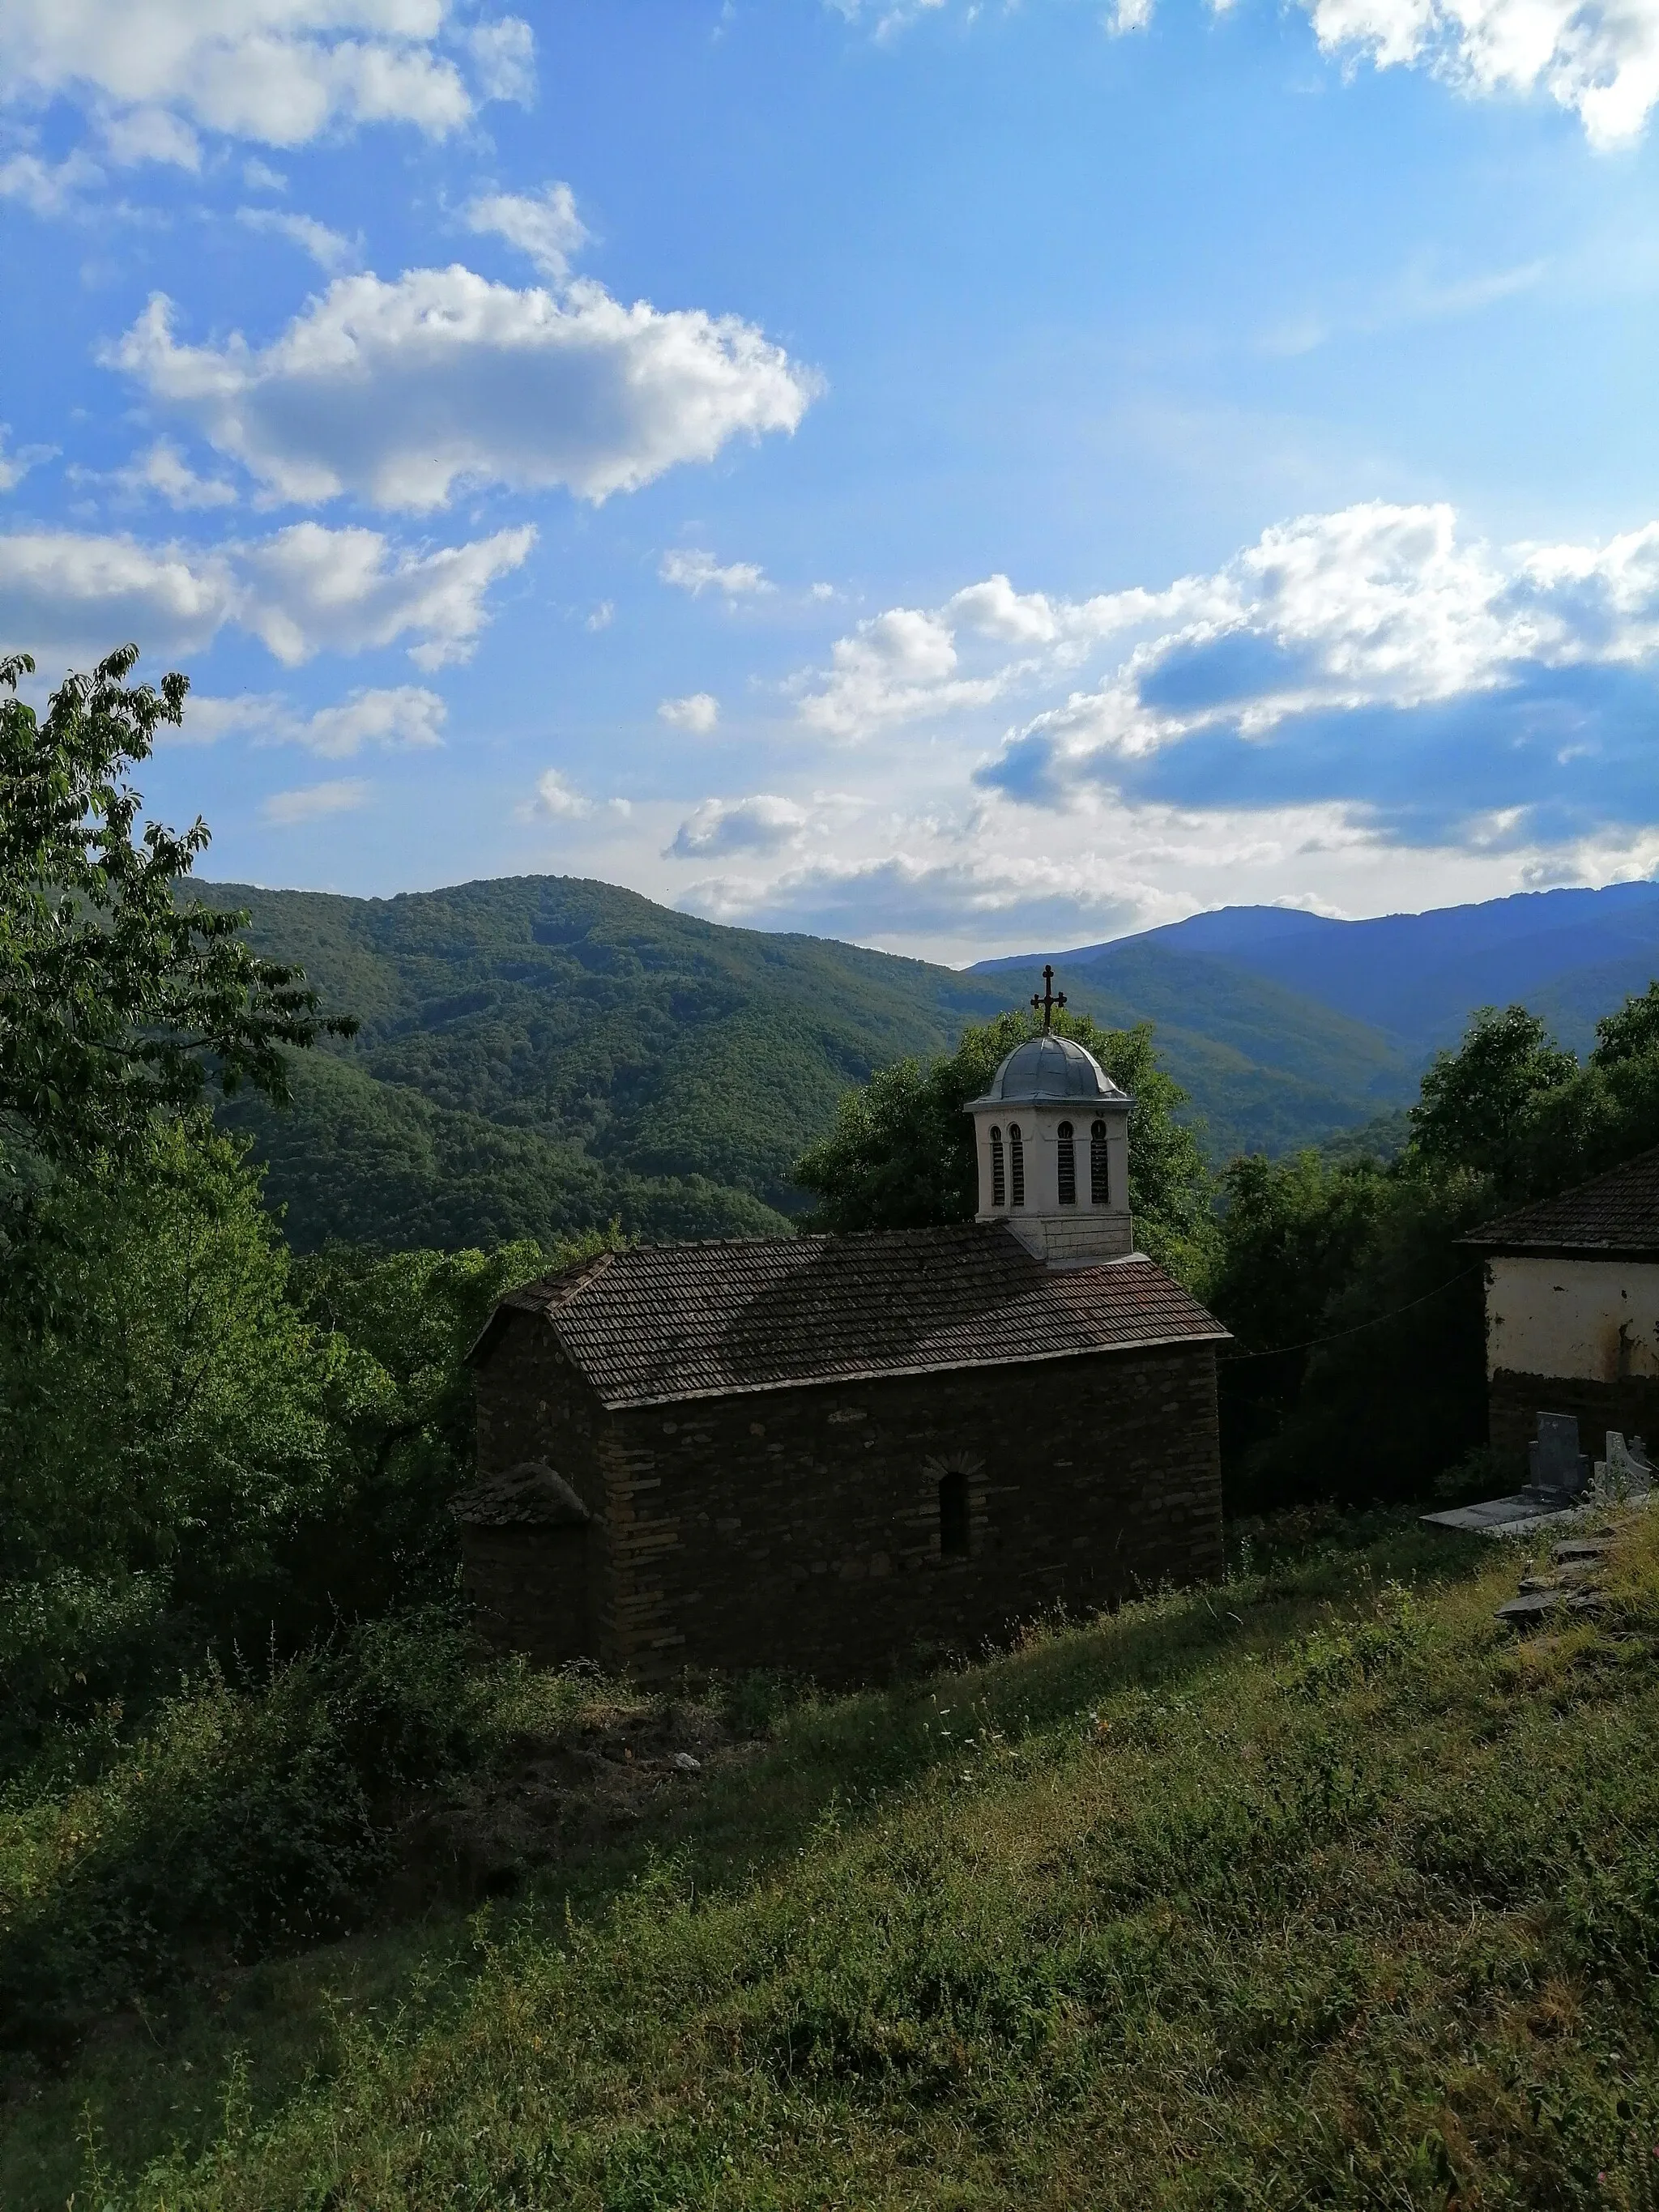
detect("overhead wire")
(1218, 1261), (1486, 1364)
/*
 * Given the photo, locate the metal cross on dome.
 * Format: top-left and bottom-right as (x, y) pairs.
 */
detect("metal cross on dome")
(1030, 964), (1066, 1031)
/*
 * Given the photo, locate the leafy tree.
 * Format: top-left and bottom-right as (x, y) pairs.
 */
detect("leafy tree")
(792, 1007), (1214, 1280)
(0, 1121), (342, 1754)
(1407, 1004), (1576, 1193)
(0, 646), (353, 1164)
(1590, 978), (1659, 1069)
(283, 1234), (607, 1621)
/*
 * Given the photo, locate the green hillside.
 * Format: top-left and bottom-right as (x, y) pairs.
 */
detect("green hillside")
(219, 1053), (796, 1252)
(201, 876), (1420, 1249)
(13, 1507), (1659, 2208)
(202, 876), (1014, 1246)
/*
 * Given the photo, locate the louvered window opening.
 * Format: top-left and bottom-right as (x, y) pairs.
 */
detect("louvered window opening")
(1090, 1119), (1110, 1205)
(1009, 1124), (1025, 1208)
(1057, 1120), (1077, 1205)
(989, 1125), (1005, 1208)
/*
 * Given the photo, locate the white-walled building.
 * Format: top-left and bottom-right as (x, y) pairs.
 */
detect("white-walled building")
(1470, 1144), (1659, 1467)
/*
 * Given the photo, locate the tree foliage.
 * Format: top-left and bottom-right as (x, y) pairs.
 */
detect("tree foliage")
(1408, 1004), (1578, 1191)
(1209, 979), (1659, 1510)
(792, 1006), (1215, 1279)
(0, 646), (352, 1163)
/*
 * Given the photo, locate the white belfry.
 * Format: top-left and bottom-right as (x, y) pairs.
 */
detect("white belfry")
(965, 1016), (1134, 1268)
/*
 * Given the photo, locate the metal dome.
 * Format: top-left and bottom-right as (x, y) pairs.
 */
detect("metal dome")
(970, 1033), (1129, 1108)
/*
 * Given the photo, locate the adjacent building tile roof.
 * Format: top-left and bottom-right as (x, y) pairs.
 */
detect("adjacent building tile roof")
(474, 1223), (1228, 1409)
(1468, 1144), (1659, 1259)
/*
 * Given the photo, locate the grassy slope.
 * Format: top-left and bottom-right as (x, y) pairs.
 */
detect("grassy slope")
(201, 878), (1415, 1251)
(16, 1507), (1659, 2209)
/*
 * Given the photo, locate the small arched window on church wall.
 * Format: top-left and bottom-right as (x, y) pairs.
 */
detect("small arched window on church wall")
(938, 1468), (970, 1558)
(1056, 1121), (1077, 1205)
(1090, 1119), (1110, 1206)
(1009, 1123), (1025, 1208)
(989, 1124), (1005, 1208)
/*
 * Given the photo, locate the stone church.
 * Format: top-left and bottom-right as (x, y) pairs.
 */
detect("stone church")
(460, 995), (1229, 1682)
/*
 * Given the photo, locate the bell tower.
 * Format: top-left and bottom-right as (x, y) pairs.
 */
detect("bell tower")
(964, 985), (1134, 1267)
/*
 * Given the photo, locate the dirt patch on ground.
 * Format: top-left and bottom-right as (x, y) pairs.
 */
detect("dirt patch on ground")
(390, 1699), (762, 1908)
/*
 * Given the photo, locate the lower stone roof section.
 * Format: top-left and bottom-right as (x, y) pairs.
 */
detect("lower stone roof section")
(479, 1222), (1229, 1410)
(1468, 1144), (1659, 1259)
(452, 1460), (592, 1527)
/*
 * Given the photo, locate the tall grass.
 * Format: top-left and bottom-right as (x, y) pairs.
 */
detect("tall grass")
(11, 1510), (1659, 2209)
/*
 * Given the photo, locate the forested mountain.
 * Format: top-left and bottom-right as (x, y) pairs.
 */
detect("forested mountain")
(979, 880), (1659, 1059)
(204, 872), (1423, 1251)
(211, 872), (1659, 1254)
(204, 876), (1013, 1249)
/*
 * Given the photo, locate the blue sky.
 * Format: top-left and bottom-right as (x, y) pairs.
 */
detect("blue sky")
(4, 0), (1659, 961)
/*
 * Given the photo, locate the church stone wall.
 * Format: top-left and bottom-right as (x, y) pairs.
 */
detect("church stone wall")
(474, 1319), (1223, 1685)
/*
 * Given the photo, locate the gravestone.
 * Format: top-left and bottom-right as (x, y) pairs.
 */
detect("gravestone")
(1529, 1412), (1590, 1501)
(1600, 1430), (1655, 1495)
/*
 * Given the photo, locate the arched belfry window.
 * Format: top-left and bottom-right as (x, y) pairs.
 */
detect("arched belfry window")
(988, 1125), (1005, 1208)
(1009, 1123), (1025, 1208)
(1056, 1121), (1077, 1205)
(1090, 1119), (1110, 1205)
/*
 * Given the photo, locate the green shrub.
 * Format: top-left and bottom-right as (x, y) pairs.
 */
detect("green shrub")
(0, 1612), (484, 2046)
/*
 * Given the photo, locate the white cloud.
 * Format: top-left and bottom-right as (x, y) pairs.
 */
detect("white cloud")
(467, 16), (535, 103)
(585, 599), (614, 632)
(0, 519), (532, 666)
(675, 497), (1659, 957)
(242, 156), (288, 191)
(530, 766), (592, 818)
(659, 548), (773, 597)
(465, 180), (586, 279)
(0, 529), (238, 660)
(794, 569), (1214, 740)
(668, 793), (808, 857)
(972, 501), (1638, 792)
(111, 439), (237, 509)
(1299, 0), (1659, 146)
(235, 520), (535, 667)
(793, 513), (1579, 752)
(181, 683), (444, 754)
(668, 777), (1658, 963)
(0, 147), (103, 215)
(0, 4), (535, 155)
(831, 0), (1659, 143)
(659, 691), (720, 732)
(100, 104), (203, 168)
(237, 206), (360, 270)
(262, 777), (369, 826)
(0, 427), (53, 493)
(302, 683), (444, 753)
(109, 268), (818, 514)
(795, 604), (1004, 739)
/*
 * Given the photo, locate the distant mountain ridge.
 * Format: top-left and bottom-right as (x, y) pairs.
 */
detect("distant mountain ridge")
(973, 880), (1659, 1058)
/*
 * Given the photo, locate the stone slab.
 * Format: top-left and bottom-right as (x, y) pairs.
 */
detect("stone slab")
(1422, 1494), (1580, 1536)
(1498, 1589), (1572, 1619)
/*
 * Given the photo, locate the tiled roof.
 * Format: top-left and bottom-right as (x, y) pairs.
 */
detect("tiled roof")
(1469, 1144), (1659, 1258)
(452, 1460), (592, 1527)
(476, 1224), (1228, 1409)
